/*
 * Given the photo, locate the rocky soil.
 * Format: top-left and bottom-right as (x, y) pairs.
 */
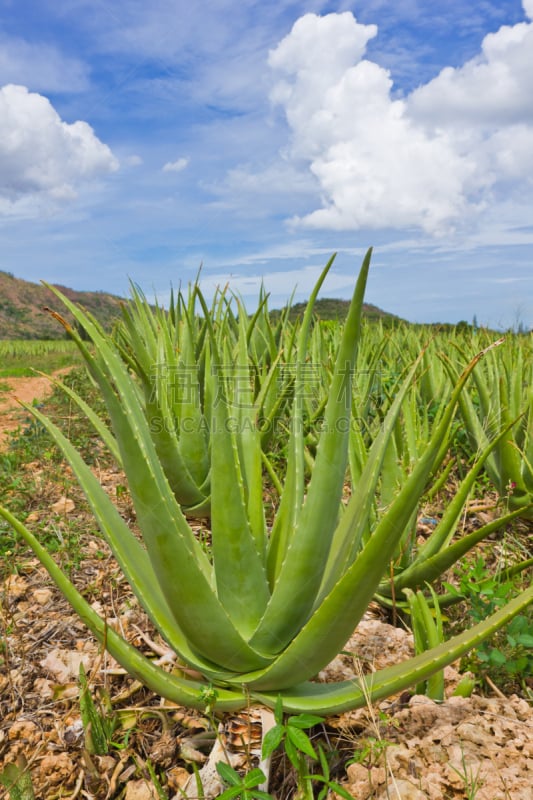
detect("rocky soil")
(2, 537), (532, 800)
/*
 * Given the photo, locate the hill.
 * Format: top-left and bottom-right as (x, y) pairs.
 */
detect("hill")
(0, 271), (124, 339)
(272, 297), (402, 325)
(0, 271), (403, 340)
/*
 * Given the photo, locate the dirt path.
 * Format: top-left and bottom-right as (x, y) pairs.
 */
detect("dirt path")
(0, 371), (69, 451)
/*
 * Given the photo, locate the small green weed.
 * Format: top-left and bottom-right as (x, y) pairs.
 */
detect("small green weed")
(448, 744), (484, 799)
(347, 731), (391, 772)
(0, 756), (36, 800)
(301, 746), (355, 800)
(79, 662), (118, 755)
(216, 762), (271, 800)
(262, 697), (323, 771)
(446, 556), (533, 694)
(261, 697), (353, 800)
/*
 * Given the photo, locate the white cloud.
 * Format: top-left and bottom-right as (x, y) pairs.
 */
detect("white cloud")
(0, 35), (90, 93)
(269, 13), (378, 160)
(409, 19), (533, 125)
(269, 8), (533, 236)
(0, 85), (119, 216)
(163, 157), (189, 173)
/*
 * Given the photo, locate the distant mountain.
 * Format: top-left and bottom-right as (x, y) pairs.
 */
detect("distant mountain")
(0, 270), (124, 339)
(272, 297), (403, 325)
(0, 270), (404, 340)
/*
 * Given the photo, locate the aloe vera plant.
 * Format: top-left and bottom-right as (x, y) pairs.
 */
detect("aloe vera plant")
(112, 282), (212, 516)
(1, 249), (532, 715)
(446, 335), (533, 518)
(375, 407), (532, 605)
(113, 281), (295, 515)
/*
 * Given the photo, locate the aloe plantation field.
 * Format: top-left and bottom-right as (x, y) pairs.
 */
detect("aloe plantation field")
(1, 251), (532, 800)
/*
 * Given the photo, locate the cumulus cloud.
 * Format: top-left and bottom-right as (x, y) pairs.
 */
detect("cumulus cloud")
(162, 157), (189, 173)
(0, 84), (118, 215)
(409, 18), (533, 125)
(268, 5), (533, 235)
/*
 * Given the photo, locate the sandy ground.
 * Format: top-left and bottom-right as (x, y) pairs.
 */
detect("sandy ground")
(0, 373), (67, 451)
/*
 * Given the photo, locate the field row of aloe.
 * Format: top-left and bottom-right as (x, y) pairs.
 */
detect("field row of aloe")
(0, 339), (80, 358)
(1, 249), (532, 717)
(0, 338), (82, 377)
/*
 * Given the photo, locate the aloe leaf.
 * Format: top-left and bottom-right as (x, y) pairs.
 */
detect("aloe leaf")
(266, 254), (338, 585)
(209, 344), (271, 639)
(378, 417), (523, 597)
(116, 282), (211, 511)
(168, 308), (210, 487)
(519, 440), (533, 493)
(405, 588), (444, 701)
(38, 371), (121, 464)
(498, 375), (527, 492)
(190, 289), (271, 639)
(405, 588), (431, 695)
(116, 287), (157, 388)
(142, 325), (210, 510)
(347, 412), (368, 488)
(235, 299), (268, 552)
(318, 355), (423, 602)
(253, 249), (372, 652)
(254, 352), (289, 454)
(252, 583), (533, 713)
(386, 505), (530, 592)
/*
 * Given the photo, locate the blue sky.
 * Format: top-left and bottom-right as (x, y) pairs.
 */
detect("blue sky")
(1, 0), (532, 328)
